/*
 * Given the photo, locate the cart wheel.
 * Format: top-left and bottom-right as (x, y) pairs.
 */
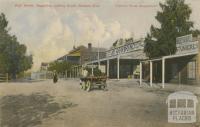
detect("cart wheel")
(82, 81), (87, 90)
(81, 83), (84, 89)
(102, 83), (107, 90)
(101, 85), (105, 89)
(80, 82), (83, 89)
(86, 81), (91, 92)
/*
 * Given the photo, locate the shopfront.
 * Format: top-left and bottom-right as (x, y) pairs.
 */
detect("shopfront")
(84, 38), (147, 79)
(140, 34), (200, 88)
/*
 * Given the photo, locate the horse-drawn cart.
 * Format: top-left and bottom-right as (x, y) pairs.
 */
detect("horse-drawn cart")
(80, 76), (107, 92)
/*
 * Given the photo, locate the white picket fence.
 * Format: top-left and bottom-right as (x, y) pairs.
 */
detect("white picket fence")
(31, 71), (53, 80)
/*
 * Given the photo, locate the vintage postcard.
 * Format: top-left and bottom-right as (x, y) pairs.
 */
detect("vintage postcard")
(0, 0), (200, 127)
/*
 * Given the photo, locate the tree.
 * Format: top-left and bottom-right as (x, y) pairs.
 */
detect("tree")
(0, 13), (33, 79)
(144, 0), (200, 58)
(48, 61), (74, 74)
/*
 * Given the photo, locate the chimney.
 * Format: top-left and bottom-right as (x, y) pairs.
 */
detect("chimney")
(88, 43), (92, 50)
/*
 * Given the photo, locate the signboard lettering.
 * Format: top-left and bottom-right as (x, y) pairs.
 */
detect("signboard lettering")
(106, 41), (144, 57)
(176, 34), (199, 55)
(176, 34), (192, 45)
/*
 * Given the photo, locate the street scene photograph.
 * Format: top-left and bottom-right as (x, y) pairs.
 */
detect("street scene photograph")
(0, 0), (200, 127)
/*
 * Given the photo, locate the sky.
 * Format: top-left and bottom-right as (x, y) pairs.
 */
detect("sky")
(0, 0), (200, 71)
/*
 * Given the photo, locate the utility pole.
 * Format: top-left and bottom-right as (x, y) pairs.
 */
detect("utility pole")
(98, 42), (100, 69)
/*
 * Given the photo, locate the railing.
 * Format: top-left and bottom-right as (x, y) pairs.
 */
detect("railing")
(0, 73), (8, 82)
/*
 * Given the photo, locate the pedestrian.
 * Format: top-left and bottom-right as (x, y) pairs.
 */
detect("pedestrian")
(80, 68), (88, 89)
(53, 70), (58, 83)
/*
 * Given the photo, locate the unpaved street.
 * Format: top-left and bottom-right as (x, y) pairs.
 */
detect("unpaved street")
(0, 79), (200, 127)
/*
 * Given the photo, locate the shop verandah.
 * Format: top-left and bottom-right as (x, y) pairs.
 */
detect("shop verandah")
(86, 59), (140, 79)
(68, 52), (198, 89)
(83, 50), (146, 80)
(67, 39), (146, 79)
(66, 56), (144, 80)
(66, 52), (199, 89)
(139, 52), (199, 88)
(139, 34), (200, 88)
(66, 35), (200, 89)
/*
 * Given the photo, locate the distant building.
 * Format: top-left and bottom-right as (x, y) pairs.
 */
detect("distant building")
(85, 43), (107, 62)
(50, 43), (107, 78)
(55, 43), (107, 65)
(37, 62), (52, 79)
(40, 62), (49, 71)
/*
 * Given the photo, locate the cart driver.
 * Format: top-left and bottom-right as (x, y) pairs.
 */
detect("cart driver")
(80, 68), (88, 88)
(82, 68), (88, 78)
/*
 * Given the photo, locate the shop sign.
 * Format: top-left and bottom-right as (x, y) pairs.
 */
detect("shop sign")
(106, 41), (144, 57)
(176, 34), (199, 55)
(176, 34), (192, 45)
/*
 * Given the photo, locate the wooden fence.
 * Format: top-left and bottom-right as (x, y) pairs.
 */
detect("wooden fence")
(0, 73), (8, 82)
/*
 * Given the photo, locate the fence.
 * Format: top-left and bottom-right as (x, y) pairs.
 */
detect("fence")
(0, 73), (8, 82)
(31, 71), (53, 80)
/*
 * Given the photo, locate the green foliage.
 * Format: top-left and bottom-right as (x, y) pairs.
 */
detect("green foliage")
(85, 67), (105, 76)
(0, 13), (33, 78)
(48, 61), (74, 74)
(144, 0), (200, 58)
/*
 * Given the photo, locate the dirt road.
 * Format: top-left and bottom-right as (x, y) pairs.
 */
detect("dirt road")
(0, 79), (199, 127)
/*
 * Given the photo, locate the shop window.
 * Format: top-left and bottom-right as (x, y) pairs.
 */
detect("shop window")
(187, 61), (196, 79)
